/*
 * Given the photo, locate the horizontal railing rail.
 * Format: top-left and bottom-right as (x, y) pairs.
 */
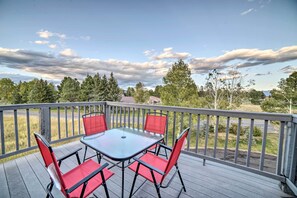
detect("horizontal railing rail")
(0, 101), (106, 159)
(105, 102), (294, 183)
(0, 101), (296, 194)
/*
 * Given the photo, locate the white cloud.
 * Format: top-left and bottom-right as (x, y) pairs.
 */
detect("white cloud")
(280, 66), (297, 74)
(144, 49), (155, 56)
(190, 45), (297, 73)
(59, 48), (77, 57)
(37, 30), (66, 39)
(241, 8), (254, 16)
(34, 40), (49, 45)
(0, 47), (171, 87)
(48, 44), (57, 49)
(154, 47), (191, 60)
(37, 30), (53, 38)
(2, 45), (297, 87)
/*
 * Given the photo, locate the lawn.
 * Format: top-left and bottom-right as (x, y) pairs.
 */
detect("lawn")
(0, 111), (280, 162)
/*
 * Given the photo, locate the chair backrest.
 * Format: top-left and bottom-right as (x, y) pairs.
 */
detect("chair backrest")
(34, 133), (66, 191)
(144, 113), (167, 135)
(82, 112), (107, 136)
(163, 127), (189, 180)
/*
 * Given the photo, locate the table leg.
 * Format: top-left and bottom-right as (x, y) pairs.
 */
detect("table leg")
(122, 161), (124, 198)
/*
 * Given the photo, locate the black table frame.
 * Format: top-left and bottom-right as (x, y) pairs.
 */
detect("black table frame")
(80, 127), (163, 198)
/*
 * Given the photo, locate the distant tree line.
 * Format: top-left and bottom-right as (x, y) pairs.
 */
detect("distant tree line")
(0, 72), (121, 104)
(123, 60), (296, 113)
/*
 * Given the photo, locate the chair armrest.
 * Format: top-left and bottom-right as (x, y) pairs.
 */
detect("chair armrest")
(133, 157), (165, 175)
(57, 148), (82, 165)
(158, 143), (172, 152)
(66, 162), (109, 194)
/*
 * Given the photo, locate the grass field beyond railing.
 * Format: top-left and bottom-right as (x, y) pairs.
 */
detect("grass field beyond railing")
(1, 115), (279, 157)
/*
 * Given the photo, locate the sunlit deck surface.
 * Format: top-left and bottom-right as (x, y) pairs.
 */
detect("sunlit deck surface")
(0, 141), (292, 198)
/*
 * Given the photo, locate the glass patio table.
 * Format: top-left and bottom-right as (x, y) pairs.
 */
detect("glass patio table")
(80, 127), (163, 198)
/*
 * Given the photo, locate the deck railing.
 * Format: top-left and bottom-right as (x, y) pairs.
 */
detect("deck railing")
(0, 101), (296, 194)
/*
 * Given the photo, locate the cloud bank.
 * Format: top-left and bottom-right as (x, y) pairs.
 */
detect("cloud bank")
(0, 47), (170, 87)
(1, 45), (297, 87)
(189, 45), (297, 73)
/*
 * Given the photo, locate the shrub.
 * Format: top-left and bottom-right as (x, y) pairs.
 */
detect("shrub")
(253, 126), (262, 137)
(229, 123), (245, 135)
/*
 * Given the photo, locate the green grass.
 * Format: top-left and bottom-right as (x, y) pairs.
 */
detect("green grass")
(0, 111), (280, 163)
(0, 115), (84, 155)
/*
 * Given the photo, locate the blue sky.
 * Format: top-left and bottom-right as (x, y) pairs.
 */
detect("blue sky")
(0, 0), (297, 90)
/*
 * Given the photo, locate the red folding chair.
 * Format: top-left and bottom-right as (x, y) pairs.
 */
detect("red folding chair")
(34, 133), (114, 198)
(144, 112), (168, 157)
(82, 112), (107, 162)
(128, 127), (190, 198)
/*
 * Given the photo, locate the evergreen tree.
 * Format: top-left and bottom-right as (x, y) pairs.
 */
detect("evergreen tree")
(107, 72), (121, 101)
(92, 73), (101, 100)
(264, 71), (297, 113)
(11, 84), (22, 104)
(0, 78), (15, 104)
(126, 87), (135, 96)
(19, 81), (33, 103)
(29, 79), (56, 103)
(97, 74), (108, 101)
(161, 59), (198, 106)
(80, 75), (94, 101)
(133, 82), (149, 103)
(154, 85), (162, 97)
(249, 89), (265, 105)
(60, 77), (80, 102)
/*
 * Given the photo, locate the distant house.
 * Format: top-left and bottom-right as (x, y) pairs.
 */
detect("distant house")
(148, 96), (161, 104)
(120, 95), (161, 104)
(120, 96), (135, 103)
(263, 90), (271, 98)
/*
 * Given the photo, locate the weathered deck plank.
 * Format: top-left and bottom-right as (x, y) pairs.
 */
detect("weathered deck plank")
(4, 160), (30, 198)
(0, 140), (293, 198)
(15, 157), (46, 197)
(0, 163), (10, 198)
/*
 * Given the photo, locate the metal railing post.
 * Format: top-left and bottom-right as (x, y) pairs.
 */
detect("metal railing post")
(105, 102), (111, 129)
(281, 119), (297, 195)
(39, 107), (51, 142)
(288, 121), (297, 183)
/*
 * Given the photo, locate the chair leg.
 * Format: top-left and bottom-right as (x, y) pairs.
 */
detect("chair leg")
(46, 181), (54, 198)
(151, 170), (162, 198)
(83, 145), (88, 162)
(176, 165), (186, 192)
(129, 172), (138, 197)
(96, 152), (101, 163)
(153, 183), (161, 198)
(164, 147), (168, 159)
(102, 182), (110, 198)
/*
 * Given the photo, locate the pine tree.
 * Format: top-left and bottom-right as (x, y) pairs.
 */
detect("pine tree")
(29, 79), (56, 103)
(80, 75), (94, 101)
(107, 72), (121, 101)
(133, 82), (149, 103)
(161, 59), (198, 106)
(60, 77), (80, 102)
(0, 78), (15, 104)
(98, 75), (108, 101)
(11, 84), (22, 104)
(92, 73), (101, 101)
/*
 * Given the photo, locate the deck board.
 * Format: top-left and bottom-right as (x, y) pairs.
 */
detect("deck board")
(15, 157), (46, 197)
(4, 160), (30, 198)
(0, 140), (293, 198)
(0, 163), (10, 198)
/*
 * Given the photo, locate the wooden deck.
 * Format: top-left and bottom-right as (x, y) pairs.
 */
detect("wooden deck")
(0, 141), (292, 198)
